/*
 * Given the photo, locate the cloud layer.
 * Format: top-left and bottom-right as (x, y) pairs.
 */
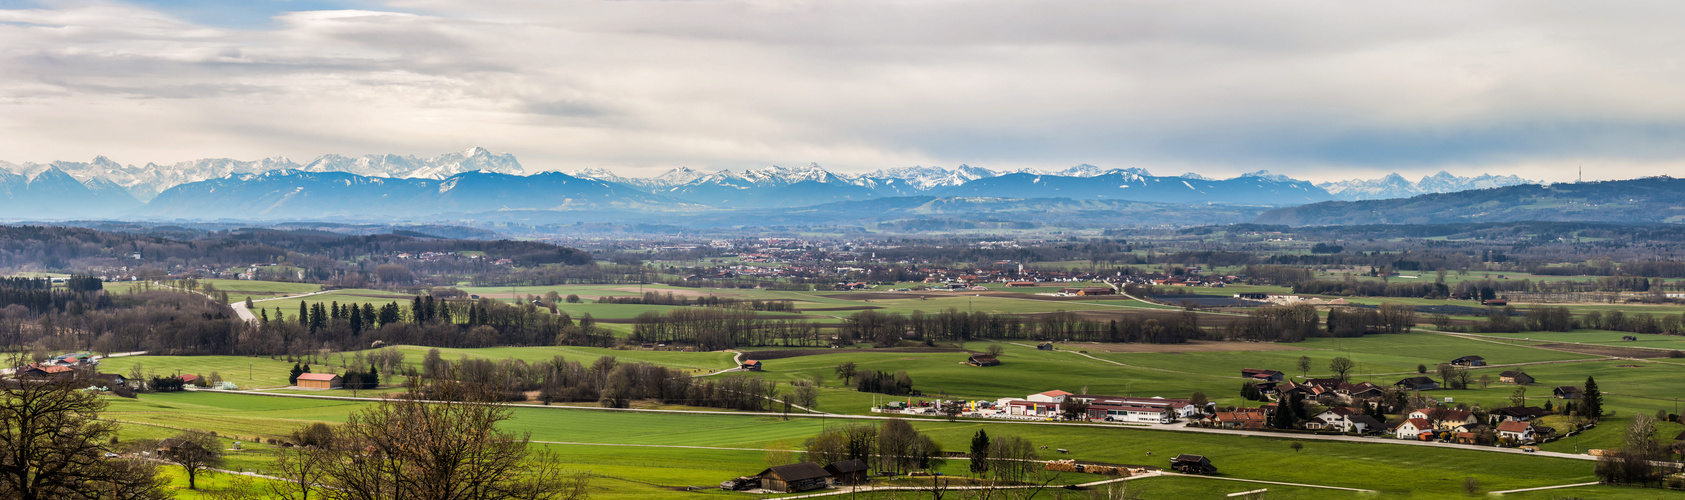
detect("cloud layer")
(1, 0), (1682, 181)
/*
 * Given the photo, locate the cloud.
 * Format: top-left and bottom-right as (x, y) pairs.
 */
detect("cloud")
(0, 0), (1682, 182)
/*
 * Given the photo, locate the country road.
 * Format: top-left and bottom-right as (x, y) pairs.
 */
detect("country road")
(229, 289), (336, 323)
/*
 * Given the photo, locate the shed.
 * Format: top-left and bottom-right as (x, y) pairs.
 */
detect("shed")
(296, 373), (343, 390)
(757, 462), (832, 493)
(1394, 376), (1439, 391)
(1036, 342), (1055, 351)
(741, 360), (763, 371)
(968, 354), (1000, 367)
(824, 459), (869, 485)
(1553, 386), (1582, 399)
(1450, 355), (1486, 367)
(1498, 371), (1534, 385)
(1169, 454), (1216, 474)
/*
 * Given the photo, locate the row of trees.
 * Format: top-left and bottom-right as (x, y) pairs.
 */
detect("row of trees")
(1223, 303), (1416, 342)
(841, 309), (1204, 346)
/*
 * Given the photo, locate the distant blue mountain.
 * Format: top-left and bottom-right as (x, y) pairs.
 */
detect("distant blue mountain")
(140, 170), (676, 219)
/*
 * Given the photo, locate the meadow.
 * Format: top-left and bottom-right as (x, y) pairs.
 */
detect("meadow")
(94, 390), (1627, 499)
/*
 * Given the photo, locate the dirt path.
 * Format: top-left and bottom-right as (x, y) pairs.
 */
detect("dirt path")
(231, 289), (337, 323)
(1486, 481), (1603, 495)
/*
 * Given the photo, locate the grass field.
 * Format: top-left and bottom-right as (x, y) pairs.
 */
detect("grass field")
(95, 390), (1633, 499)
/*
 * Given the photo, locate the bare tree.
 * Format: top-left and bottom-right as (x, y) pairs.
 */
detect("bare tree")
(1328, 357), (1355, 382)
(0, 379), (168, 500)
(308, 395), (588, 500)
(160, 431), (223, 490)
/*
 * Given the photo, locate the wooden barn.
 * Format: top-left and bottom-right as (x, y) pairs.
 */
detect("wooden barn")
(296, 373), (343, 390)
(741, 360), (763, 371)
(967, 354), (1000, 367)
(757, 462), (832, 493)
(824, 459), (869, 485)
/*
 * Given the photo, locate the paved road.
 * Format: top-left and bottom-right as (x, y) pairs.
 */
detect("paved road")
(230, 289), (335, 323)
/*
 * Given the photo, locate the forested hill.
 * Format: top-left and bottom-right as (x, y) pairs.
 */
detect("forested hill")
(1252, 177), (1685, 226)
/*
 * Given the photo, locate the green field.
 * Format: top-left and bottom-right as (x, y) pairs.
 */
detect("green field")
(94, 390), (1635, 499)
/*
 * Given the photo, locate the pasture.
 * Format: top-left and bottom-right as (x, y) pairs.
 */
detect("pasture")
(93, 390), (1625, 499)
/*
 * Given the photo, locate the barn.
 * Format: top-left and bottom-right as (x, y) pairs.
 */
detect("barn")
(296, 373), (343, 390)
(757, 462), (832, 493)
(824, 459), (869, 485)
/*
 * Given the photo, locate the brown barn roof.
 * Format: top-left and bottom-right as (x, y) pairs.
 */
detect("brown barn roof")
(760, 462), (832, 482)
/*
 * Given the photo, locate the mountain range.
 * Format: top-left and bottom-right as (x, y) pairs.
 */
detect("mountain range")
(1316, 172), (1532, 201)
(0, 147), (1555, 223)
(1254, 177), (1685, 226)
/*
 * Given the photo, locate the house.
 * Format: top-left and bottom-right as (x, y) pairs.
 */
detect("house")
(756, 462), (832, 493)
(1450, 355), (1486, 367)
(1241, 368), (1285, 382)
(1394, 418), (1434, 440)
(1036, 342), (1055, 351)
(1491, 406), (1551, 423)
(1210, 411), (1268, 429)
(741, 360), (763, 371)
(967, 354), (1001, 367)
(1430, 410), (1479, 431)
(1395, 377), (1440, 391)
(156, 438), (207, 458)
(180, 374), (201, 385)
(1343, 382), (1387, 400)
(1553, 386), (1582, 399)
(1027, 390), (1071, 403)
(1499, 371), (1534, 385)
(1347, 414), (1383, 434)
(1169, 454), (1217, 474)
(296, 373), (343, 390)
(1496, 421), (1537, 444)
(824, 459), (869, 485)
(93, 373), (128, 388)
(15, 364), (74, 380)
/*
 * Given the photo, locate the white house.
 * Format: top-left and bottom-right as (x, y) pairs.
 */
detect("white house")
(1496, 421), (1536, 444)
(1394, 418), (1433, 440)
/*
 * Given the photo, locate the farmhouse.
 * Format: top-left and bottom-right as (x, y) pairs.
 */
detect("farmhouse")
(1449, 355), (1486, 367)
(756, 462), (832, 493)
(1496, 421), (1537, 444)
(1210, 411), (1267, 430)
(1491, 407), (1552, 423)
(1241, 368), (1285, 382)
(741, 360), (763, 371)
(1394, 418), (1434, 440)
(1394, 377), (1439, 391)
(1553, 386), (1582, 399)
(296, 373), (343, 390)
(1499, 371), (1534, 385)
(15, 364), (74, 380)
(824, 459), (869, 485)
(967, 354), (1001, 367)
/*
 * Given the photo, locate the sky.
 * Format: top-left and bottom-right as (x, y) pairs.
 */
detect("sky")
(1, 1), (1683, 182)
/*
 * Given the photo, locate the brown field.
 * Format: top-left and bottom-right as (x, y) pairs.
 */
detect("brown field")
(1019, 309), (1246, 328)
(608, 286), (732, 298)
(1532, 343), (1681, 358)
(739, 347), (967, 360)
(1063, 340), (1307, 353)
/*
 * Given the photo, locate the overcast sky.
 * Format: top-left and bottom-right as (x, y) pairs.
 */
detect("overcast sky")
(1, 0), (1682, 182)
